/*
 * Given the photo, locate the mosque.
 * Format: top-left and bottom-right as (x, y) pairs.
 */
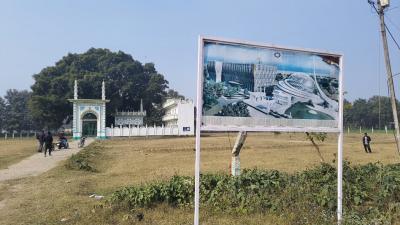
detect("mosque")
(69, 80), (194, 138)
(69, 80), (109, 139)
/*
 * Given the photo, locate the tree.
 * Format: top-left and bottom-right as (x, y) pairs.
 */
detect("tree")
(29, 48), (169, 128)
(3, 89), (32, 132)
(166, 89), (185, 99)
(343, 96), (399, 129)
(305, 132), (326, 162)
(0, 97), (5, 131)
(348, 99), (369, 128)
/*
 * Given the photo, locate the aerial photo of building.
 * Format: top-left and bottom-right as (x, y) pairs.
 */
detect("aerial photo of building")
(202, 41), (340, 128)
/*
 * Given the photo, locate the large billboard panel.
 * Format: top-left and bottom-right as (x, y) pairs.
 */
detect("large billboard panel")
(198, 37), (343, 132)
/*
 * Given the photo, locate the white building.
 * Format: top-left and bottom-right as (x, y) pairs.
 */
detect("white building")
(253, 63), (277, 92)
(162, 99), (194, 135)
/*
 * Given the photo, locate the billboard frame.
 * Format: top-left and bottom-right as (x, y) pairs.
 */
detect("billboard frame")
(194, 36), (344, 224)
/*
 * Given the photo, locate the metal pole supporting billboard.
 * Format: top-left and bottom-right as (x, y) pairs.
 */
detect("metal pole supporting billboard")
(194, 37), (204, 225)
(337, 57), (344, 224)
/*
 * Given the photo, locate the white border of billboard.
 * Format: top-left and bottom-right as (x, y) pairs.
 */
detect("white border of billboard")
(197, 36), (343, 133)
(194, 36), (344, 225)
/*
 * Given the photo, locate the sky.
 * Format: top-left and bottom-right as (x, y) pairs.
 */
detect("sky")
(203, 42), (339, 76)
(0, 0), (399, 102)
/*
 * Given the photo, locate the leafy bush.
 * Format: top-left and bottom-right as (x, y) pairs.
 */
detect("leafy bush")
(65, 142), (103, 172)
(110, 175), (193, 209)
(110, 162), (400, 224)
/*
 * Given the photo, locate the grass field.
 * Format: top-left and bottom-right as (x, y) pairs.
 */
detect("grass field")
(0, 139), (37, 170)
(0, 132), (399, 225)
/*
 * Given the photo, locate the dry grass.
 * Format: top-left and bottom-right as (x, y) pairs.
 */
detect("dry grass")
(0, 132), (399, 225)
(0, 139), (37, 169)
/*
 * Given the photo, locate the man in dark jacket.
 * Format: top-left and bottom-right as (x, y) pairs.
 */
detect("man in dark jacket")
(362, 133), (372, 153)
(44, 131), (53, 157)
(36, 130), (45, 152)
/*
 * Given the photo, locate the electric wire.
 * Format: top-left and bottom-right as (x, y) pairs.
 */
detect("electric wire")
(385, 15), (400, 33)
(378, 28), (382, 129)
(368, 1), (400, 51)
(384, 23), (400, 50)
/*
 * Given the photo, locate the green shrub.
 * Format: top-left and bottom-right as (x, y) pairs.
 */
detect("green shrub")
(110, 162), (400, 224)
(65, 142), (103, 172)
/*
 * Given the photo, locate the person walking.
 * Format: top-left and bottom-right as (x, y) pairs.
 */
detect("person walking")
(362, 133), (372, 153)
(36, 130), (45, 152)
(44, 131), (53, 157)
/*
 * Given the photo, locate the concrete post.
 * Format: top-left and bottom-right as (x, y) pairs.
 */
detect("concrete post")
(385, 125), (388, 134)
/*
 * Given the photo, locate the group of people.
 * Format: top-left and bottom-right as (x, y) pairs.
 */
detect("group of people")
(36, 131), (69, 157)
(36, 130), (54, 157)
(36, 131), (373, 156)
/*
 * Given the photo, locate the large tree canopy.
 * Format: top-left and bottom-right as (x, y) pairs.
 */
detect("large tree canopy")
(29, 48), (170, 129)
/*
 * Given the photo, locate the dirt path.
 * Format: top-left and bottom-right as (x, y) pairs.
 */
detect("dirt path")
(0, 138), (94, 182)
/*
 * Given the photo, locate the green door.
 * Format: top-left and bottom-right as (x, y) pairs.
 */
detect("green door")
(82, 113), (97, 137)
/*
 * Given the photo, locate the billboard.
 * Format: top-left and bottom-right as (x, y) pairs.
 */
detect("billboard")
(198, 37), (343, 132)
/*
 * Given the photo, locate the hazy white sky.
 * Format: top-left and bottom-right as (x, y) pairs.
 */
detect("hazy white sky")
(0, 0), (399, 101)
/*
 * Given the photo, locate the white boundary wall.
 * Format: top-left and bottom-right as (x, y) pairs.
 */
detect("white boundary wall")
(105, 125), (182, 137)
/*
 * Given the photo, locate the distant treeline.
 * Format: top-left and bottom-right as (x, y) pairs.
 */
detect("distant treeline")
(344, 95), (398, 129)
(0, 93), (397, 132)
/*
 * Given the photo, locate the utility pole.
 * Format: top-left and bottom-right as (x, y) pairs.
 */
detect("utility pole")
(376, 0), (400, 154)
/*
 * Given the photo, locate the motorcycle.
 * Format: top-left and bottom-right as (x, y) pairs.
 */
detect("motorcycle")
(57, 138), (69, 149)
(78, 137), (86, 148)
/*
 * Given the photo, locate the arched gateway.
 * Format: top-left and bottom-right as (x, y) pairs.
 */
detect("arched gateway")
(69, 80), (109, 139)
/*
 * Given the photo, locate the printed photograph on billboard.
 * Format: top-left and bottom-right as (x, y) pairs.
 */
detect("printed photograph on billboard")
(200, 38), (342, 131)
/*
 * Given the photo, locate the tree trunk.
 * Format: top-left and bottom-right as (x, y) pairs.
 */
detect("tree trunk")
(305, 132), (325, 162)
